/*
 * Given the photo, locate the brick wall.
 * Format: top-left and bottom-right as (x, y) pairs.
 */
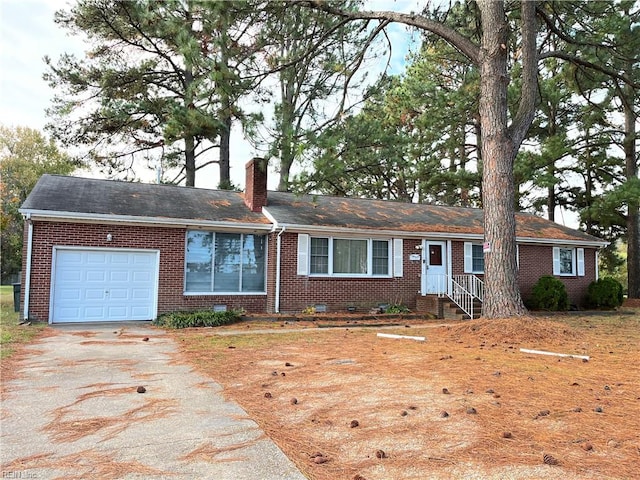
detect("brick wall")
(518, 243), (597, 307)
(276, 233), (423, 313)
(274, 236), (598, 314)
(21, 220), (599, 321)
(22, 221), (267, 322)
(450, 241), (595, 307)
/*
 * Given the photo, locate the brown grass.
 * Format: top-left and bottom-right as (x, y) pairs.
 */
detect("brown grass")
(68, 330), (99, 338)
(1, 449), (169, 480)
(0, 327), (57, 398)
(181, 433), (267, 463)
(44, 396), (177, 443)
(171, 312), (640, 480)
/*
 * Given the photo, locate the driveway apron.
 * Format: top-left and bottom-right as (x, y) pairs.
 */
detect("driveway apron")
(1, 323), (306, 480)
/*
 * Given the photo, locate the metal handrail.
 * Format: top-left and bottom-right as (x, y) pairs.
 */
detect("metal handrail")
(452, 274), (484, 303)
(434, 274), (483, 319)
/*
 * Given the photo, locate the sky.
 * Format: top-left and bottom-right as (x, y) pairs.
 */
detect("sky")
(0, 0), (581, 228)
(1, 1), (80, 129)
(0, 0), (424, 189)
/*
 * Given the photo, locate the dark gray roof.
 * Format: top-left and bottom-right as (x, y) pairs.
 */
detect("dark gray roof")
(264, 191), (605, 244)
(21, 175), (605, 244)
(21, 175), (270, 225)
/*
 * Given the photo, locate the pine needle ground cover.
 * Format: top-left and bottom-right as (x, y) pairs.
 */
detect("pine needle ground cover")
(172, 312), (640, 480)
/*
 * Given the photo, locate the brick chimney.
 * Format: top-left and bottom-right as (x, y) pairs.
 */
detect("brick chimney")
(244, 157), (268, 212)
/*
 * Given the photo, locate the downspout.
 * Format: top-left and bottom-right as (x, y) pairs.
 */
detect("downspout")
(274, 226), (286, 313)
(23, 214), (33, 321)
(446, 240), (453, 297)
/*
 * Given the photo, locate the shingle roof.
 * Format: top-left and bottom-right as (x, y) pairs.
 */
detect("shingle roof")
(21, 175), (605, 245)
(20, 175), (270, 226)
(264, 191), (605, 244)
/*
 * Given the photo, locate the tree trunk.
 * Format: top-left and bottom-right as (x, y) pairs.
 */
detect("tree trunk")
(218, 114), (232, 189)
(623, 74), (639, 298)
(547, 166), (555, 221)
(217, 34), (232, 190)
(477, 0), (527, 318)
(185, 134), (196, 187)
(277, 108), (295, 191)
(184, 64), (196, 187)
(277, 50), (297, 192)
(583, 132), (596, 235)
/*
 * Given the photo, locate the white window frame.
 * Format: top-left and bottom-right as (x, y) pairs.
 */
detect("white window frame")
(463, 242), (485, 274)
(300, 235), (393, 278)
(184, 231), (268, 295)
(552, 246), (585, 277)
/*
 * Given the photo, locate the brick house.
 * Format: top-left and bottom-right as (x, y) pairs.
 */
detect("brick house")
(19, 159), (607, 323)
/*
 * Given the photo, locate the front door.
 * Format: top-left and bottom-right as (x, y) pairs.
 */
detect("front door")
(422, 240), (447, 294)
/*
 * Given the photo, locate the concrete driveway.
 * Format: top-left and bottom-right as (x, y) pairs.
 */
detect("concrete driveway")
(0, 323), (306, 480)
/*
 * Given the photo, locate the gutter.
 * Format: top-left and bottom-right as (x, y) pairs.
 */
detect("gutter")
(23, 214), (33, 321)
(18, 208), (272, 231)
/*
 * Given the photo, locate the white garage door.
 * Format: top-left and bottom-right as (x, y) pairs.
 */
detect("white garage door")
(51, 248), (159, 323)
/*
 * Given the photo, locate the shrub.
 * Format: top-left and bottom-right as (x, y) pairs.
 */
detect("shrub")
(586, 277), (624, 309)
(530, 275), (569, 311)
(153, 309), (243, 329)
(385, 303), (411, 314)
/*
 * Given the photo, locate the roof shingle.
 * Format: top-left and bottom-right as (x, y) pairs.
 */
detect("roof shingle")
(264, 191), (604, 244)
(21, 175), (270, 225)
(21, 175), (605, 245)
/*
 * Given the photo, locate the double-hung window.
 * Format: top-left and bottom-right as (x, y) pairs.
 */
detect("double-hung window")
(553, 246), (585, 277)
(185, 231), (266, 293)
(307, 236), (390, 276)
(464, 243), (485, 274)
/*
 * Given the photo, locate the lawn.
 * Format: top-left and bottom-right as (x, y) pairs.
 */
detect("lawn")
(170, 311), (640, 480)
(0, 285), (46, 360)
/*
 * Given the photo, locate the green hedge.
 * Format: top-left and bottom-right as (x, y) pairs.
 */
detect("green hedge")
(529, 275), (569, 311)
(586, 277), (624, 309)
(153, 309), (243, 329)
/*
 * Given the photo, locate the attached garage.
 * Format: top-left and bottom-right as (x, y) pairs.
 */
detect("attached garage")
(50, 248), (159, 323)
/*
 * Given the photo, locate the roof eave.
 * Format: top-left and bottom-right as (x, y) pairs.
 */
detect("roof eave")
(268, 222), (485, 240)
(267, 220), (608, 247)
(19, 209), (272, 231)
(515, 236), (609, 248)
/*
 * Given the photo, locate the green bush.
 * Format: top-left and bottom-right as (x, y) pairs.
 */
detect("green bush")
(530, 275), (569, 311)
(153, 309), (243, 329)
(385, 303), (411, 314)
(586, 277), (624, 309)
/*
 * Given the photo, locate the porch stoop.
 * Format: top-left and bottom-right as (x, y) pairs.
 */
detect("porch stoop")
(416, 295), (482, 320)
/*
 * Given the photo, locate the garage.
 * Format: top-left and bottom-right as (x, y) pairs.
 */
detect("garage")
(51, 248), (159, 323)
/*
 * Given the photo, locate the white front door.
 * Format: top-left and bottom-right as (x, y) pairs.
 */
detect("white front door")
(422, 240), (447, 294)
(51, 248), (159, 323)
